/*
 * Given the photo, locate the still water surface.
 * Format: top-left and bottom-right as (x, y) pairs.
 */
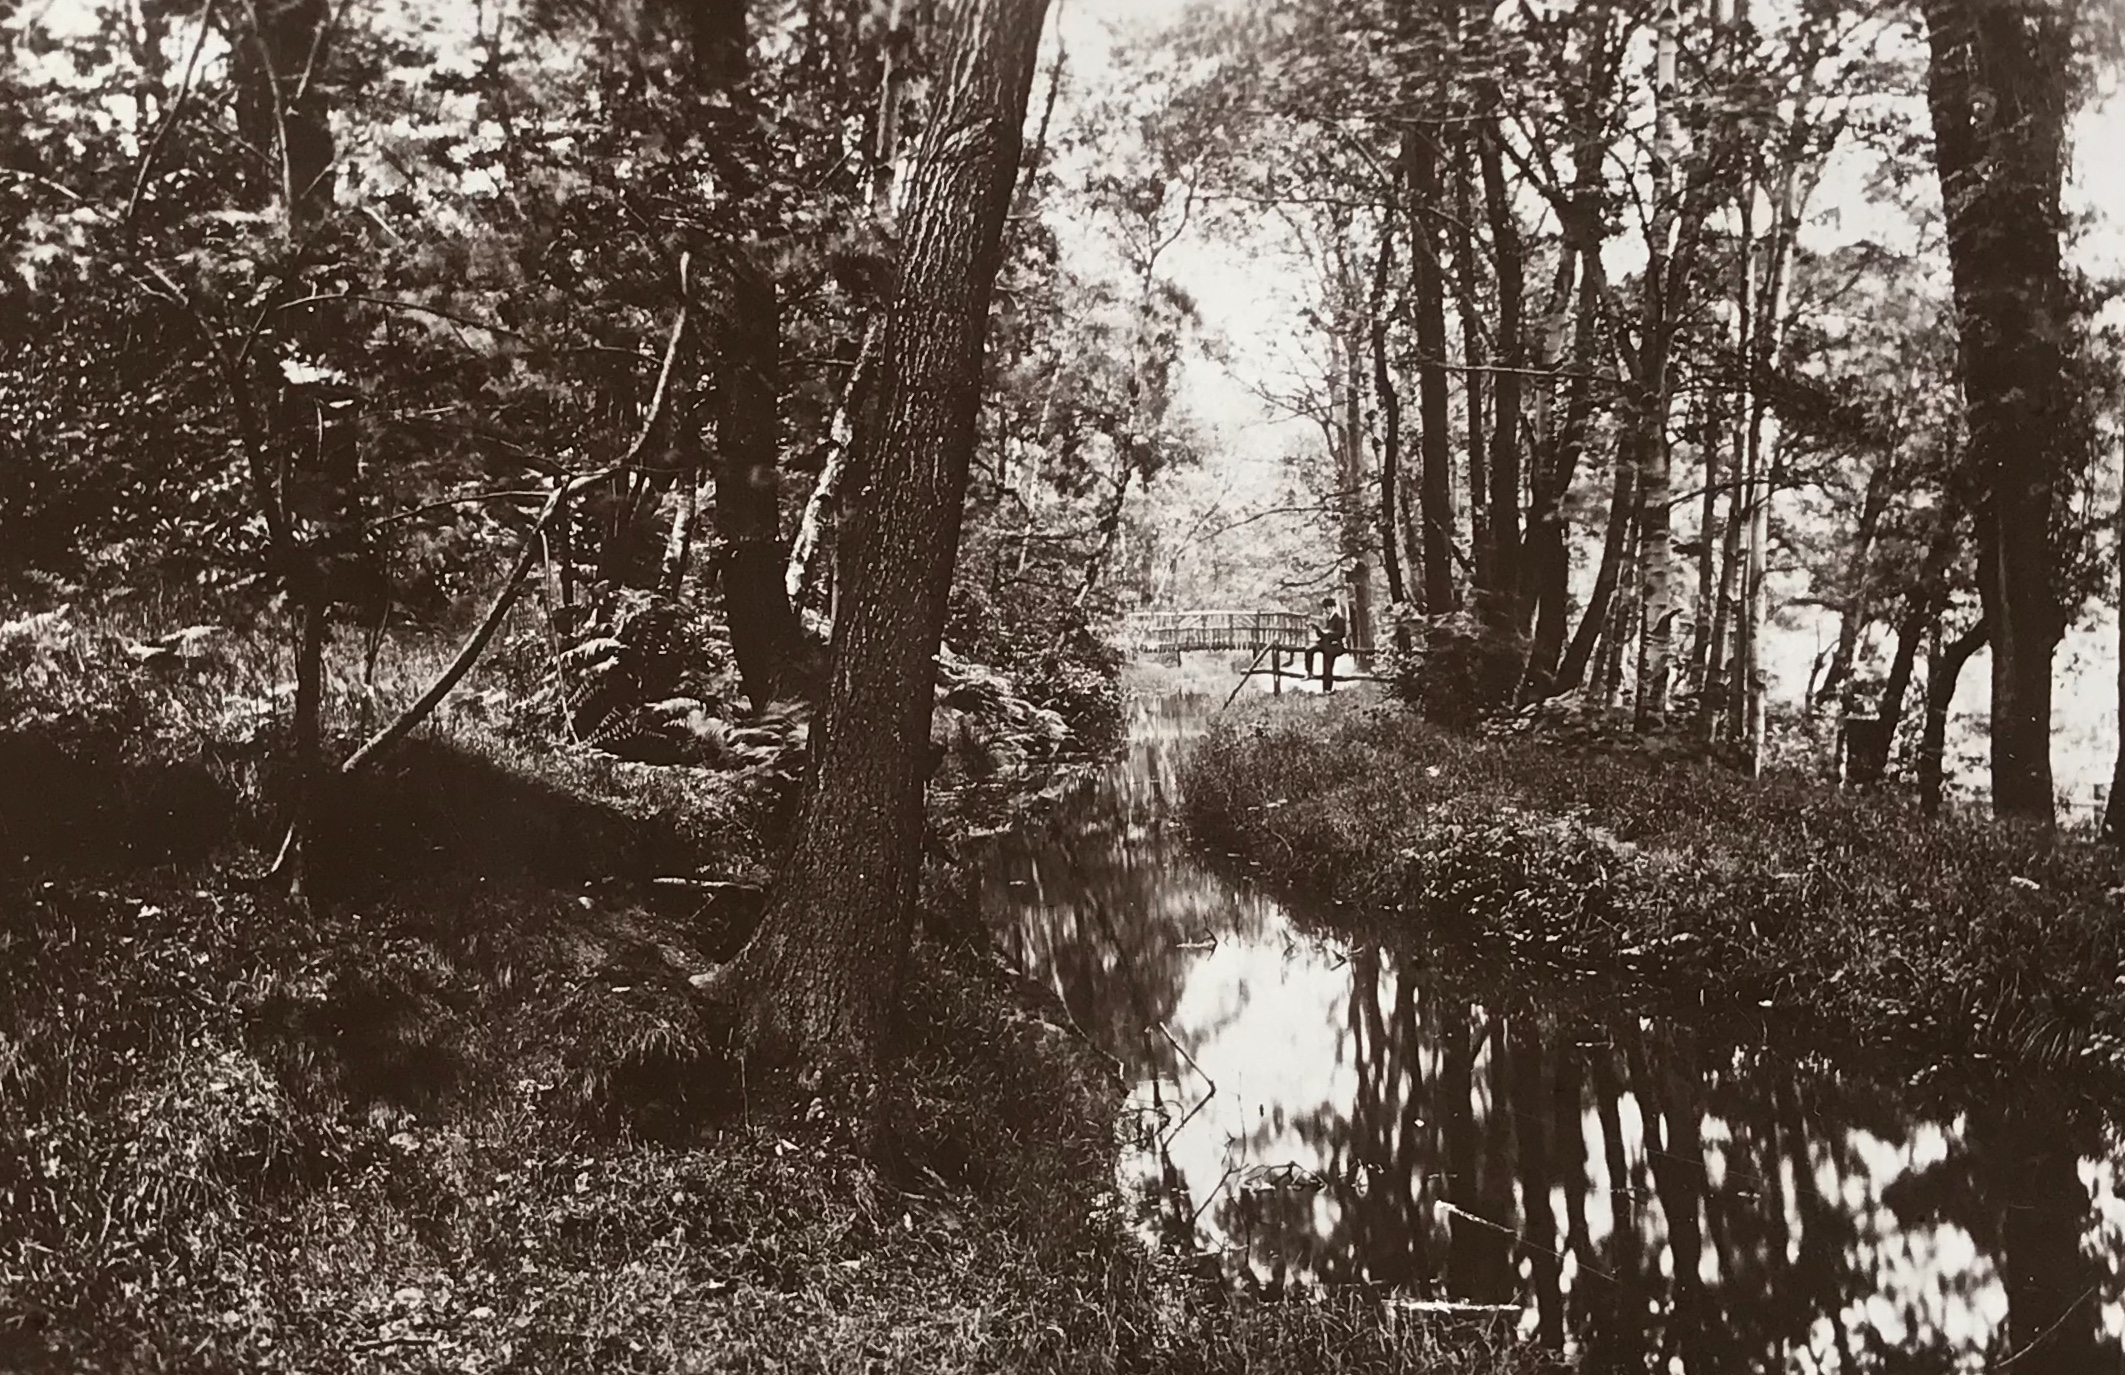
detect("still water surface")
(983, 695), (2125, 1372)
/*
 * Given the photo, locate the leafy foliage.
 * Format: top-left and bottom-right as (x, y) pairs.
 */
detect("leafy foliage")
(1380, 609), (1525, 729)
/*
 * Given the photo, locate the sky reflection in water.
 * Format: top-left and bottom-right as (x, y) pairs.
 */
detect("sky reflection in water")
(982, 694), (2125, 1372)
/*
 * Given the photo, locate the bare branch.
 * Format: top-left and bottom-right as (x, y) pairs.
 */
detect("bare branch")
(124, 0), (217, 233)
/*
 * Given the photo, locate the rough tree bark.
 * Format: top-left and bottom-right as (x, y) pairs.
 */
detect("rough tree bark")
(1630, 0), (1681, 730)
(1921, 0), (2078, 827)
(1368, 205), (1409, 608)
(681, 0), (814, 709)
(710, 253), (810, 707)
(1402, 123), (1457, 614)
(1477, 120), (1525, 639)
(709, 0), (1051, 1068)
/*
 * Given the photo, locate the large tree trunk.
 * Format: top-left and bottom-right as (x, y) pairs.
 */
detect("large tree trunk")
(1632, 0), (1683, 732)
(1478, 123), (1525, 637)
(683, 2), (812, 709)
(1369, 212), (1409, 608)
(1448, 134), (1491, 600)
(1921, 0), (2076, 828)
(713, 0), (1050, 1068)
(1403, 125), (1457, 614)
(711, 254), (811, 707)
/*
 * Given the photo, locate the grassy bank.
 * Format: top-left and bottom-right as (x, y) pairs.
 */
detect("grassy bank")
(1, 610), (1553, 1372)
(1183, 697), (2125, 1098)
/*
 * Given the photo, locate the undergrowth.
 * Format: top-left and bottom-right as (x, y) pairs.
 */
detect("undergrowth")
(0, 873), (1554, 1373)
(1184, 696), (2125, 1104)
(0, 606), (1548, 1371)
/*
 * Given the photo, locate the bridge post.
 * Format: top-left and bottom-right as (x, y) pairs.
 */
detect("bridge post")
(1270, 646), (1282, 695)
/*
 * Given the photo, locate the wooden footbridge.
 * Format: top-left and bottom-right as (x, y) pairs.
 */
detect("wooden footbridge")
(1120, 608), (1383, 703)
(1123, 609), (1320, 655)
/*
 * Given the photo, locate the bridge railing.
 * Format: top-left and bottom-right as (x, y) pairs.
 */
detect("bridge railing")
(1122, 609), (1367, 655)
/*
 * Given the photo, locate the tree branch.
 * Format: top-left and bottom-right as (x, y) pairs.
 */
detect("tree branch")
(339, 255), (694, 772)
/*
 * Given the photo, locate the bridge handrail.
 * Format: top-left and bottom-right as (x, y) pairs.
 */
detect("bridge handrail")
(1118, 607), (1372, 654)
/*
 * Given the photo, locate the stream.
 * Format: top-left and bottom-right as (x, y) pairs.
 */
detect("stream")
(982, 692), (2125, 1372)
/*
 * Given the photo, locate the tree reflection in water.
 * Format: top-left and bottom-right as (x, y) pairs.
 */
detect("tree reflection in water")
(982, 695), (2124, 1370)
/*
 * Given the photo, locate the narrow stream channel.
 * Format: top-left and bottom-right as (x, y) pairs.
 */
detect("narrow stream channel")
(983, 693), (2125, 1371)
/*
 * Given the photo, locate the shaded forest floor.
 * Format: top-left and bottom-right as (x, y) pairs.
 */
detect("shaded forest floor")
(1183, 696), (2125, 1110)
(0, 616), (1556, 1373)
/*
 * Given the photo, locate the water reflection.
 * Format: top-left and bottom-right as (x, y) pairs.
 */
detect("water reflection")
(982, 695), (2125, 1371)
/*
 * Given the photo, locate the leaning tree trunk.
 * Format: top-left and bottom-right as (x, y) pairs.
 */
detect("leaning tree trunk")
(1520, 255), (1599, 699)
(1865, 494), (1964, 783)
(1812, 454), (1896, 713)
(712, 0), (1050, 1068)
(1922, 618), (1989, 816)
(1555, 430), (1638, 694)
(1922, 0), (2076, 828)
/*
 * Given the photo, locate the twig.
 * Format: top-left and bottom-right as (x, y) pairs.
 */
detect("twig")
(1222, 645), (1271, 710)
(364, 488), (547, 531)
(1993, 1282), (2101, 1369)
(349, 1334), (441, 1353)
(124, 0), (217, 233)
(1434, 1200), (1615, 1283)
(1150, 1020), (1217, 1147)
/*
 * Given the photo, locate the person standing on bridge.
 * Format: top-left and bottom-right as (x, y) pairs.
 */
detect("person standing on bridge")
(1304, 596), (1347, 690)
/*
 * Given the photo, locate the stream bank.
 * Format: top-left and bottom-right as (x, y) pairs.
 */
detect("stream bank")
(985, 690), (2125, 1370)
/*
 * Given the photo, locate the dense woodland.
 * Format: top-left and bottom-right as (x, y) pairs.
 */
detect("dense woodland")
(1095, 0), (2123, 828)
(2, 0), (2123, 1077)
(5, 0), (2125, 1366)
